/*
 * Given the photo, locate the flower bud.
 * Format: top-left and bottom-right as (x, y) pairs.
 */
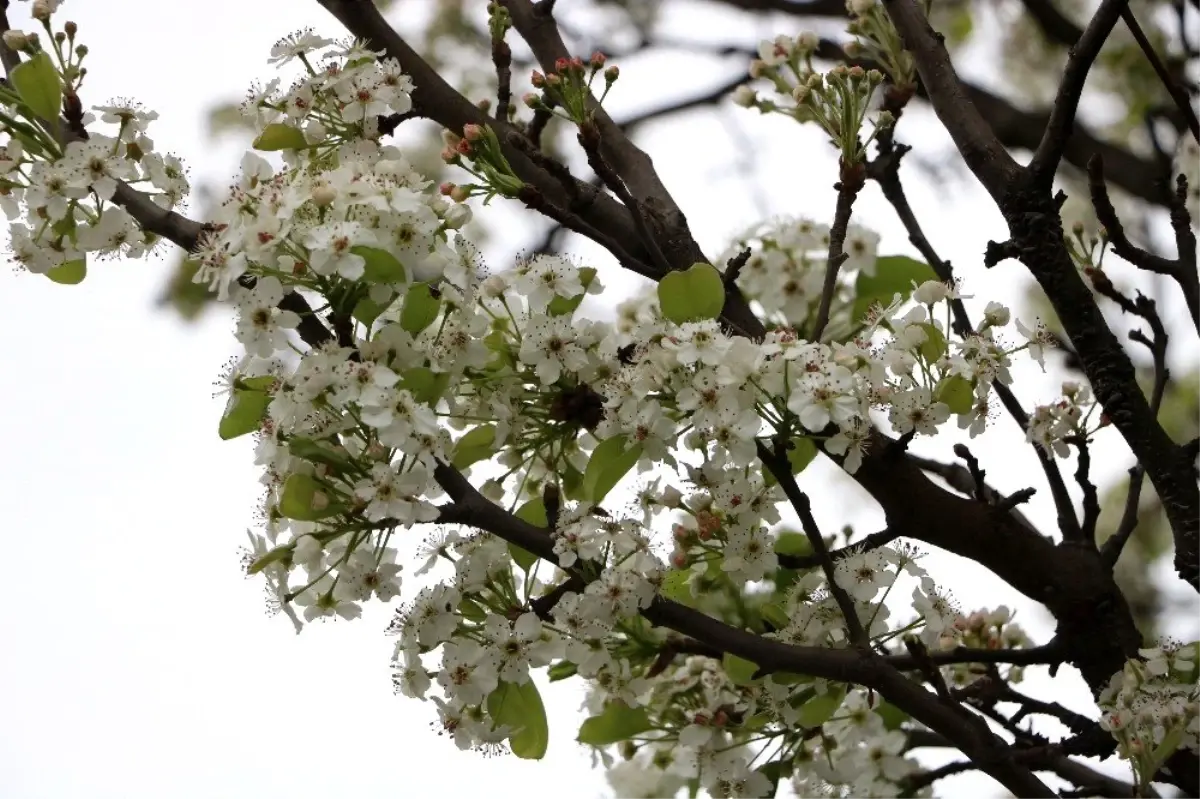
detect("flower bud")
(2, 30), (29, 51)
(797, 31), (819, 50)
(732, 85), (757, 108)
(531, 70), (545, 88)
(603, 65), (619, 83)
(481, 479), (505, 502)
(462, 123), (484, 142)
(589, 51), (606, 70)
(443, 203), (471, 229)
(31, 0), (53, 21)
(311, 184), (337, 206)
(64, 21), (77, 37)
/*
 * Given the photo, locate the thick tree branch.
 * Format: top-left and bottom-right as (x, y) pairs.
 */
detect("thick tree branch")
(433, 459), (1055, 797)
(1029, 0), (1129, 183)
(879, 0), (1022, 199)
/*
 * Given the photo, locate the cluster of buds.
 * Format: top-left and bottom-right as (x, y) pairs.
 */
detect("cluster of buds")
(942, 606), (1033, 687)
(1064, 220), (1110, 279)
(1099, 642), (1200, 795)
(1, 19), (87, 93)
(522, 52), (618, 125)
(1027, 380), (1103, 459)
(844, 0), (919, 98)
(734, 34), (891, 164)
(440, 123), (524, 202)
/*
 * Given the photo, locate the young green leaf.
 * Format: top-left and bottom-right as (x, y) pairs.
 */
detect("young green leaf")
(487, 680), (549, 759)
(451, 424), (498, 470)
(936, 375), (975, 415)
(548, 661), (578, 682)
(722, 652), (761, 685)
(45, 258), (86, 285)
(252, 122), (308, 151)
(218, 386), (272, 440)
(352, 246), (406, 284)
(797, 684), (847, 728)
(583, 436), (643, 504)
(916, 322), (948, 362)
(399, 367), (449, 405)
(657, 262), (725, 324)
(10, 51), (62, 122)
(278, 473), (337, 521)
(577, 701), (652, 746)
(400, 282), (442, 335)
(511, 498), (547, 572)
(852, 255), (937, 322)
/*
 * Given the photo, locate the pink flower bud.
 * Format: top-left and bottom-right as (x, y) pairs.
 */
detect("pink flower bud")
(531, 70), (545, 88)
(554, 57), (570, 74)
(462, 123), (484, 142)
(589, 51), (606, 70)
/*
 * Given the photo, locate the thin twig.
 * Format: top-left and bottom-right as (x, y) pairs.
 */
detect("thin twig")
(1120, 5), (1200, 141)
(811, 163), (864, 341)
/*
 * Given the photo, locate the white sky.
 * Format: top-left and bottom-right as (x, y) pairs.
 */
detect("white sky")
(0, 1), (1195, 798)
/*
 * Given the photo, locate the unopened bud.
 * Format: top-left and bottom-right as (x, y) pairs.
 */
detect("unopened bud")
(2, 30), (29, 51)
(589, 51), (606, 70)
(462, 123), (484, 142)
(64, 21), (77, 37)
(31, 0), (53, 21)
(522, 92), (540, 109)
(732, 85), (757, 108)
(603, 65), (619, 83)
(449, 184), (470, 203)
(311, 184), (337, 206)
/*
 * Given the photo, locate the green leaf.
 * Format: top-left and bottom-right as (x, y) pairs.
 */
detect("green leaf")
(788, 438), (818, 474)
(561, 462), (584, 501)
(352, 291), (395, 327)
(247, 543), (293, 575)
(660, 570), (695, 607)
(757, 761), (787, 796)
(400, 283), (442, 335)
(852, 255), (937, 322)
(762, 602), (791, 630)
(352, 246), (406, 284)
(399, 367), (449, 405)
(797, 684), (847, 728)
(547, 266), (597, 316)
(658, 262), (726, 324)
(286, 437), (354, 471)
(10, 51), (62, 122)
(917, 323), (948, 362)
(452, 424), (498, 470)
(765, 439), (818, 486)
(875, 700), (908, 731)
(459, 597), (487, 622)
(722, 652), (761, 686)
(774, 531), (812, 559)
(487, 680), (549, 759)
(45, 257), (86, 285)
(936, 375), (975, 415)
(278, 473), (337, 521)
(511, 498), (546, 572)
(583, 435), (643, 504)
(218, 385), (272, 440)
(548, 661), (578, 682)
(577, 701), (652, 746)
(252, 122), (308, 151)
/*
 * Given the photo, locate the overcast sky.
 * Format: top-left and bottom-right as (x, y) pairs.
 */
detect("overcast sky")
(0, 1), (1195, 798)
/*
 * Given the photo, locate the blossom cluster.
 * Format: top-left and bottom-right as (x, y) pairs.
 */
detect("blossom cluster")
(11, 7), (1194, 798)
(717, 216), (879, 338)
(1099, 642), (1200, 792)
